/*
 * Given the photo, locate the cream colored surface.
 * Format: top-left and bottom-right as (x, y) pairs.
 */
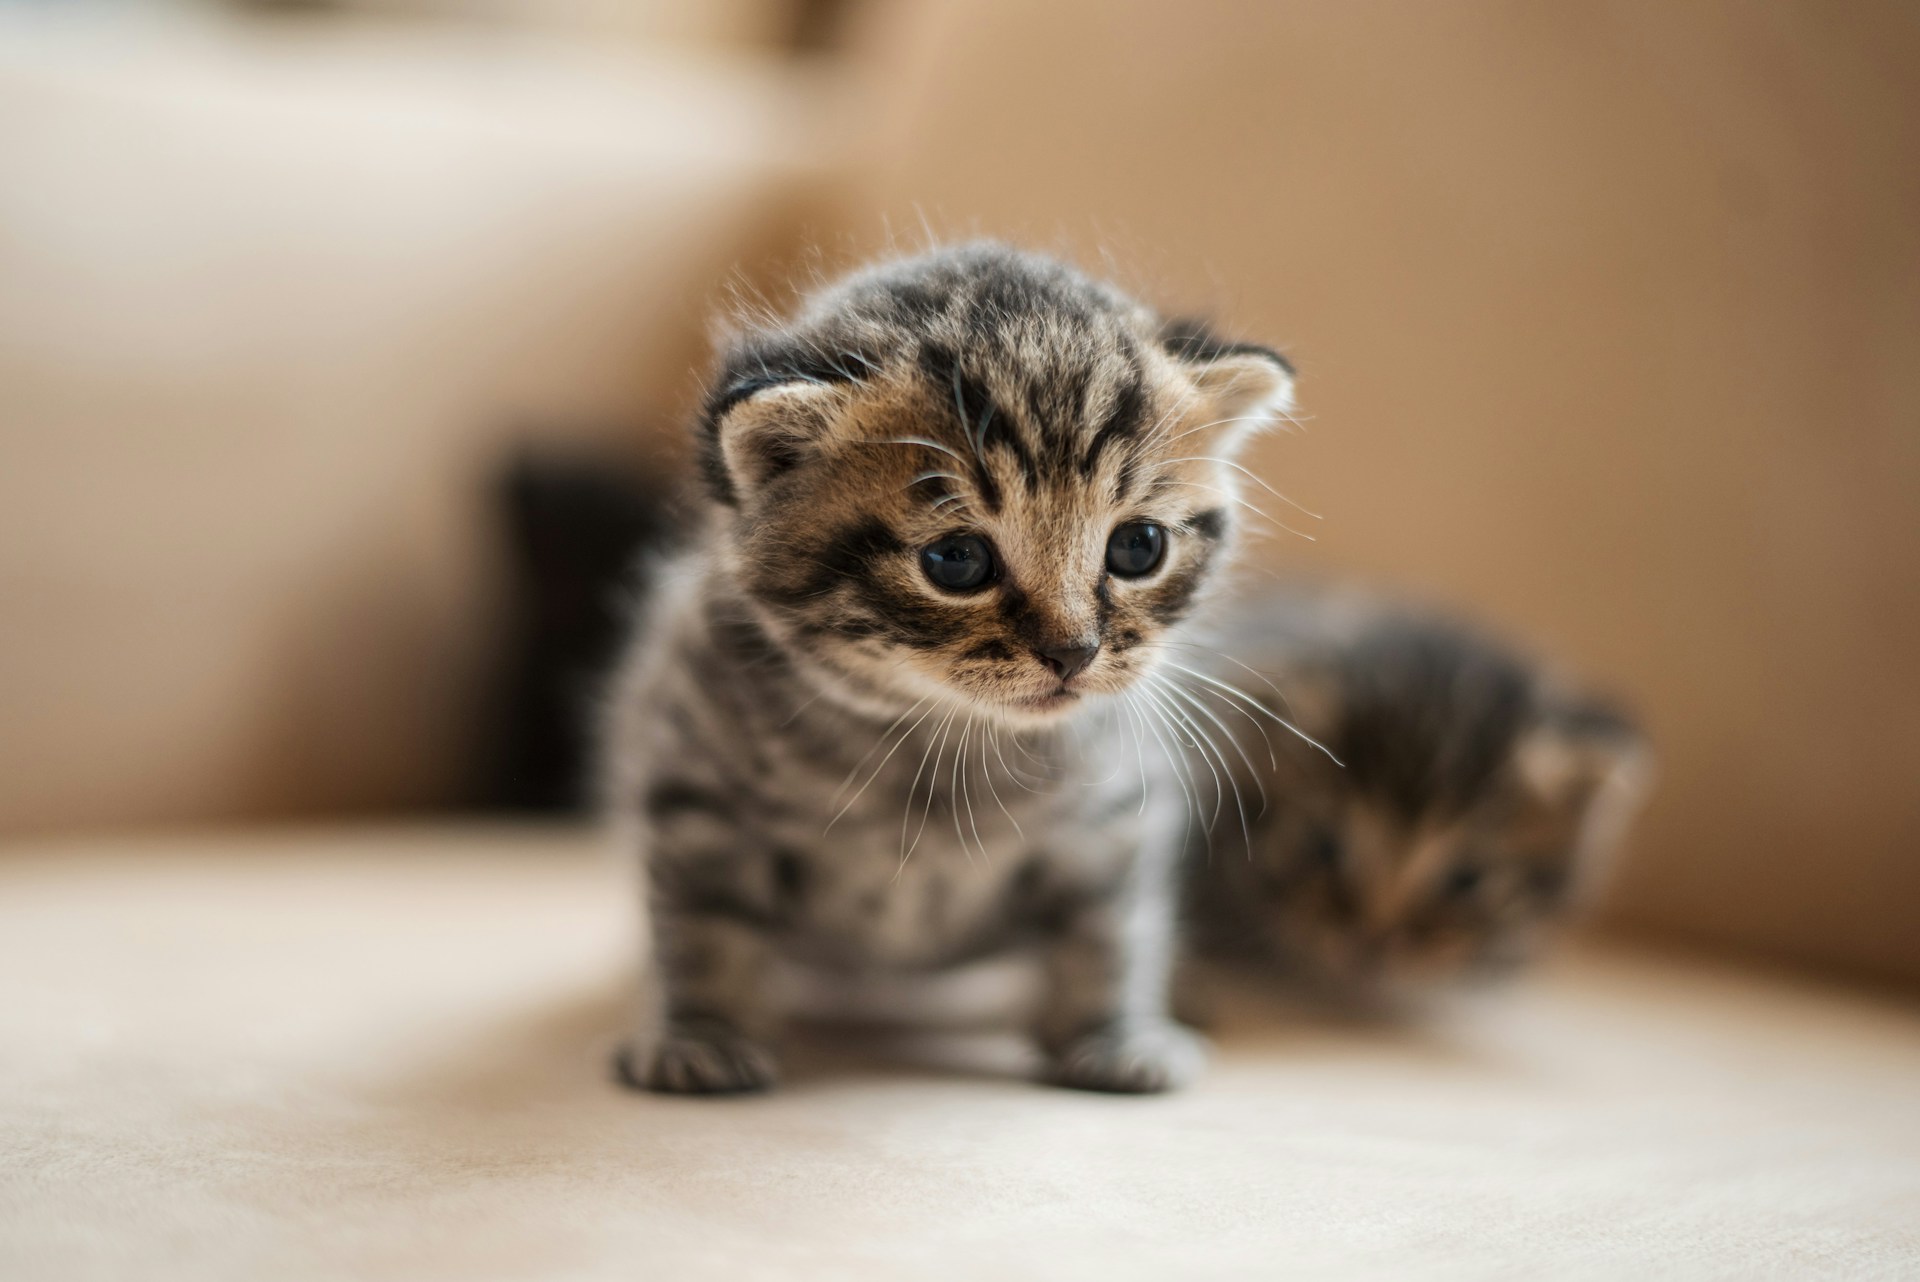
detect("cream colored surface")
(3, 825), (1916, 1280)
(850, 0), (1920, 987)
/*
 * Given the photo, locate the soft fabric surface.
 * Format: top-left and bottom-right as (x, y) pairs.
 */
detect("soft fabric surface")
(3, 824), (1916, 1280)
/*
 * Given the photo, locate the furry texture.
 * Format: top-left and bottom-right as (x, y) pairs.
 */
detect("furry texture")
(601, 244), (1294, 1093)
(1185, 586), (1650, 994)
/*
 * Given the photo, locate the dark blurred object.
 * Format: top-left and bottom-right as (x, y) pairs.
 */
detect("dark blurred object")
(221, 0), (860, 54)
(476, 447), (685, 811)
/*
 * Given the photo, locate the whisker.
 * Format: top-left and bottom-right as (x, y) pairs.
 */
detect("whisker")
(1162, 676), (1266, 847)
(962, 714), (991, 864)
(906, 705), (959, 865)
(1142, 676), (1227, 835)
(1160, 479), (1314, 542)
(897, 705), (956, 877)
(950, 712), (977, 866)
(904, 470), (965, 492)
(1161, 661), (1343, 767)
(980, 723), (1025, 841)
(1162, 455), (1323, 520)
(1135, 684), (1208, 859)
(860, 436), (968, 466)
(824, 696), (936, 834)
(989, 722), (1052, 794)
(779, 685), (833, 728)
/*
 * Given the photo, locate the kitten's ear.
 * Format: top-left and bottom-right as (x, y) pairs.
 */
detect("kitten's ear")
(700, 375), (845, 504)
(1160, 318), (1296, 455)
(1516, 695), (1654, 893)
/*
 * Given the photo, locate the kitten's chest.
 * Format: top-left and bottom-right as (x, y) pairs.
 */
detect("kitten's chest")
(752, 733), (1138, 968)
(756, 786), (1052, 969)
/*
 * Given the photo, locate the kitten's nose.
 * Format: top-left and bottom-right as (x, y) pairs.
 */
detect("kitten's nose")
(1035, 641), (1099, 681)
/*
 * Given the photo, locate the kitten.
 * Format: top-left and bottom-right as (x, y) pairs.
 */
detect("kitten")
(600, 243), (1295, 1094)
(1183, 586), (1649, 995)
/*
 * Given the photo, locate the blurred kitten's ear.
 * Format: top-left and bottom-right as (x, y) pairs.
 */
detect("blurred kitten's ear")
(1517, 695), (1654, 891)
(1160, 318), (1296, 454)
(700, 375), (845, 504)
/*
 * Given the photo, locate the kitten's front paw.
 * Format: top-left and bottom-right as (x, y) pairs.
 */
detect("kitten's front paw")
(613, 1022), (780, 1096)
(1047, 1019), (1207, 1095)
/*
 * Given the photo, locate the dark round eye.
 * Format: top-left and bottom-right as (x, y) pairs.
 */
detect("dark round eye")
(1304, 826), (1344, 870)
(1105, 521), (1166, 577)
(920, 533), (996, 592)
(1442, 865), (1486, 900)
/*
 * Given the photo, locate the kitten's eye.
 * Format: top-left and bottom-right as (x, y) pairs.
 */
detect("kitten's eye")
(920, 533), (996, 592)
(1442, 865), (1486, 900)
(1105, 522), (1166, 577)
(1304, 827), (1344, 870)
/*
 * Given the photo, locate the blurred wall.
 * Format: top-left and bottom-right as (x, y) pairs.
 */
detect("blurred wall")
(0, 8), (840, 832)
(850, 0), (1920, 985)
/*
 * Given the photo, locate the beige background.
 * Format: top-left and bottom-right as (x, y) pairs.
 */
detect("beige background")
(0, 12), (839, 829)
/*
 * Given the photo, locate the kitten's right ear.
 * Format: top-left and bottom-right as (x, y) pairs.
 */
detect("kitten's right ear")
(1159, 317), (1296, 454)
(1517, 694), (1654, 895)
(698, 375), (845, 505)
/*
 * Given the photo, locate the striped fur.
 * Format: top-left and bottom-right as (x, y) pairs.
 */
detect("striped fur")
(1184, 585), (1651, 995)
(603, 244), (1293, 1093)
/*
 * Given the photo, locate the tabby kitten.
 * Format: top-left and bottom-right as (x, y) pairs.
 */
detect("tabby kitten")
(601, 244), (1293, 1093)
(1186, 586), (1649, 993)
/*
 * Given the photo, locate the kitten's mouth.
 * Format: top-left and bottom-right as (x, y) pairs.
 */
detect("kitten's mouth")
(1010, 687), (1081, 713)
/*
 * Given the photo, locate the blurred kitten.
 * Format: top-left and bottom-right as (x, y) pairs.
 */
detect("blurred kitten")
(1183, 587), (1650, 996)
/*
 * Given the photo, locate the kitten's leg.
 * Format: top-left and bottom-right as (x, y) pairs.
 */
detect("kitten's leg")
(616, 906), (780, 1095)
(1034, 860), (1206, 1094)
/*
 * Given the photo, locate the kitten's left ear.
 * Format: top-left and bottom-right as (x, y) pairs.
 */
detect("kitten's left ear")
(1516, 694), (1654, 891)
(1160, 317), (1296, 455)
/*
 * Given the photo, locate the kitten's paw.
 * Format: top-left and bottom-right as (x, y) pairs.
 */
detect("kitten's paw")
(613, 1023), (780, 1096)
(1047, 1019), (1208, 1095)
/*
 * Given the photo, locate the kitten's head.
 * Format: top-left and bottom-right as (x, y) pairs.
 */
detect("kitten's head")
(1229, 619), (1649, 992)
(699, 244), (1291, 724)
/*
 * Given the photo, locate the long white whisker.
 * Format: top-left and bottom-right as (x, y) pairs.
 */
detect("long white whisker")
(904, 470), (965, 492)
(962, 713), (991, 864)
(980, 722), (1025, 841)
(864, 436), (968, 465)
(1162, 677), (1263, 847)
(780, 685), (833, 728)
(828, 696), (927, 807)
(950, 712), (976, 866)
(1134, 684), (1206, 858)
(1160, 478), (1313, 541)
(1158, 642), (1289, 764)
(906, 706), (959, 865)
(898, 705), (956, 875)
(1162, 455), (1322, 520)
(1142, 677), (1226, 835)
(1162, 661), (1343, 766)
(1164, 414), (1278, 445)
(825, 697), (936, 833)
(990, 723), (1051, 794)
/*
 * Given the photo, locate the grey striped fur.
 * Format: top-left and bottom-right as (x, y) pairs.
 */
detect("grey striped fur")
(1184, 585), (1651, 994)
(601, 244), (1294, 1093)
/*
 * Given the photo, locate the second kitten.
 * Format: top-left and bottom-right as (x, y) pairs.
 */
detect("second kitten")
(1183, 586), (1650, 994)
